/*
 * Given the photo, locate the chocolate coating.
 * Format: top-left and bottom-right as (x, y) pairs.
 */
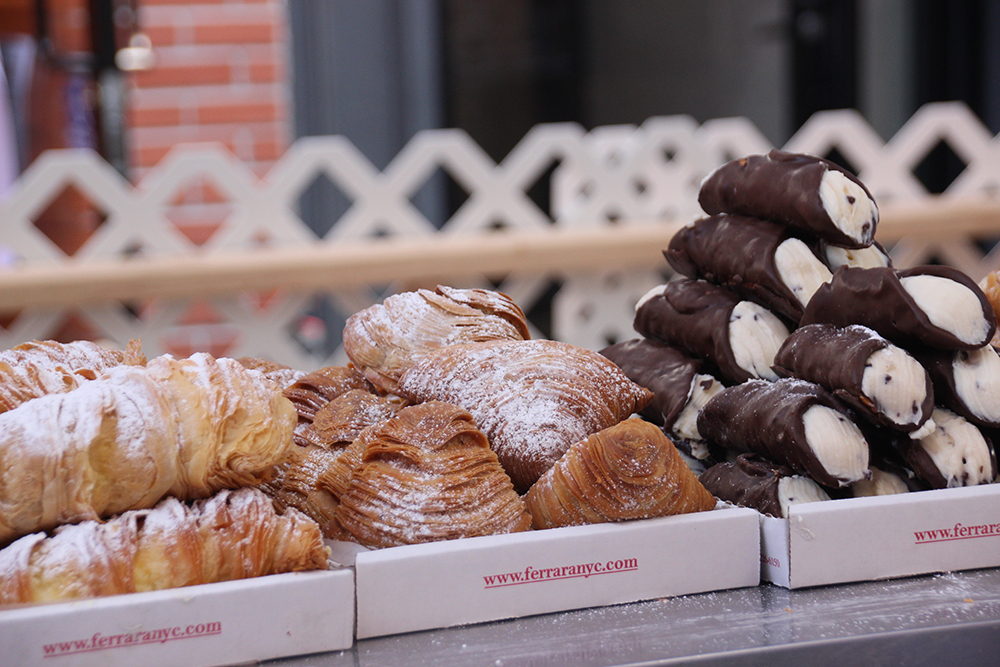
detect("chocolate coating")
(665, 214), (805, 323)
(699, 454), (796, 518)
(800, 265), (997, 351)
(696, 378), (866, 487)
(909, 346), (1000, 429)
(599, 338), (708, 430)
(773, 323), (934, 432)
(698, 150), (877, 248)
(633, 280), (754, 384)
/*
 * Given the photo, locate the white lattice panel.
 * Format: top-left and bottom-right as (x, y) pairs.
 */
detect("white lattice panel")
(0, 102), (998, 369)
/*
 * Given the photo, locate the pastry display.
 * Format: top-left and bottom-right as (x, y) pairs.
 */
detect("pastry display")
(283, 365), (377, 423)
(665, 214), (831, 322)
(698, 453), (830, 518)
(0, 338), (145, 413)
(0, 353), (296, 546)
(343, 285), (530, 395)
(0, 488), (328, 605)
(899, 408), (997, 489)
(697, 378), (870, 488)
(800, 265), (996, 351)
(633, 279), (789, 384)
(814, 239), (892, 271)
(258, 444), (344, 538)
(909, 345), (1000, 428)
(698, 149), (879, 248)
(599, 338), (724, 459)
(395, 339), (653, 492)
(524, 418), (716, 529)
(332, 401), (533, 548)
(237, 356), (307, 389)
(772, 323), (934, 434)
(295, 389), (403, 449)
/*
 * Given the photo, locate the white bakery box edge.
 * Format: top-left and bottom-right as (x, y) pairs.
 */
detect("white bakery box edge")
(347, 504), (761, 639)
(0, 567), (355, 667)
(759, 483), (1000, 589)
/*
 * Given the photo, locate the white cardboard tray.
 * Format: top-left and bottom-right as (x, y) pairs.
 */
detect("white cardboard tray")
(760, 483), (1000, 589)
(0, 568), (355, 667)
(336, 506), (761, 639)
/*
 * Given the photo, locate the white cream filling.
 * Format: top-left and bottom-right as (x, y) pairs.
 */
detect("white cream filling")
(860, 346), (929, 427)
(908, 418), (938, 440)
(673, 373), (725, 446)
(824, 243), (891, 270)
(899, 274), (991, 346)
(952, 346), (1000, 424)
(774, 238), (833, 307)
(728, 301), (789, 380)
(802, 404), (870, 484)
(818, 169), (878, 245)
(777, 476), (831, 517)
(852, 466), (910, 497)
(635, 284), (667, 311)
(918, 408), (994, 487)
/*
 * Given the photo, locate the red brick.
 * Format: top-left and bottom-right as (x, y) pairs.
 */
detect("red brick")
(134, 145), (175, 168)
(198, 102), (281, 124)
(129, 106), (182, 128)
(134, 64), (232, 88)
(144, 25), (177, 47)
(253, 140), (285, 161)
(248, 61), (281, 83)
(193, 23), (276, 45)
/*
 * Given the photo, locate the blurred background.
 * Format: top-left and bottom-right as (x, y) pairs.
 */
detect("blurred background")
(0, 0), (998, 355)
(1, 0), (998, 240)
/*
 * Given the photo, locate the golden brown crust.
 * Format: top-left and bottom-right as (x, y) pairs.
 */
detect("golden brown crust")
(283, 366), (376, 422)
(0, 353), (296, 546)
(294, 389), (403, 450)
(979, 271), (1000, 347)
(342, 286), (530, 394)
(332, 401), (533, 548)
(0, 339), (146, 412)
(396, 339), (654, 492)
(524, 419), (716, 529)
(0, 488), (329, 605)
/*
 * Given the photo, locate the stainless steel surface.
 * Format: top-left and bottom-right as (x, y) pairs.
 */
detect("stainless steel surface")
(263, 568), (1000, 667)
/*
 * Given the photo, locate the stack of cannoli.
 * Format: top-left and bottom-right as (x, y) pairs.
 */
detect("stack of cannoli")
(602, 149), (1000, 517)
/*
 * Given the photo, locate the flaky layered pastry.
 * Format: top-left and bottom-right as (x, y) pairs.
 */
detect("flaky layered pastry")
(396, 339), (654, 492)
(343, 285), (530, 394)
(0, 353), (296, 546)
(0, 339), (145, 413)
(295, 389), (403, 449)
(332, 401), (533, 548)
(237, 356), (306, 390)
(283, 365), (376, 423)
(257, 445), (344, 538)
(0, 488), (329, 605)
(524, 419), (716, 529)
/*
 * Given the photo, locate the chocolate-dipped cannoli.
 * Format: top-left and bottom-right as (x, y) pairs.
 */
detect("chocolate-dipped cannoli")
(815, 239), (892, 271)
(699, 453), (830, 518)
(908, 345), (1000, 428)
(772, 323), (934, 434)
(633, 280), (789, 384)
(697, 378), (870, 487)
(901, 408), (997, 489)
(600, 338), (725, 460)
(800, 265), (997, 351)
(852, 421), (930, 496)
(665, 214), (831, 323)
(698, 150), (878, 248)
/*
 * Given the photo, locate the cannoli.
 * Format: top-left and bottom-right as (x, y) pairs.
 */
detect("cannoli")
(800, 265), (997, 351)
(698, 149), (878, 248)
(698, 453), (831, 518)
(909, 345), (1000, 428)
(697, 378), (870, 487)
(901, 408), (997, 488)
(633, 280), (789, 384)
(815, 239), (892, 271)
(772, 323), (934, 433)
(599, 338), (724, 458)
(665, 214), (831, 323)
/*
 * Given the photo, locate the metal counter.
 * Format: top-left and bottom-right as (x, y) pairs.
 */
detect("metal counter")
(264, 568), (1000, 667)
